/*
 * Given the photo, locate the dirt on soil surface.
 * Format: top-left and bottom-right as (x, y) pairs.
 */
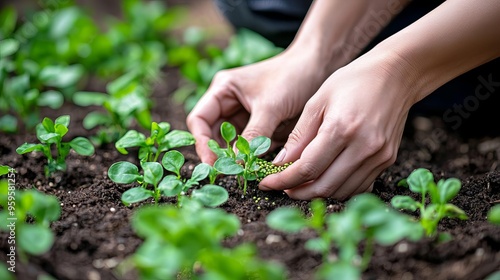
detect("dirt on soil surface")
(1, 63), (500, 280)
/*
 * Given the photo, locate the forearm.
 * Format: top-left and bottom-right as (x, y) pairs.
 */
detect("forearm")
(288, 0), (411, 73)
(371, 0), (500, 105)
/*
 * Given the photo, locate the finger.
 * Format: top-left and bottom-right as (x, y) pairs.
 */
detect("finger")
(271, 100), (325, 164)
(285, 119), (404, 200)
(240, 106), (282, 141)
(187, 80), (243, 163)
(260, 118), (353, 191)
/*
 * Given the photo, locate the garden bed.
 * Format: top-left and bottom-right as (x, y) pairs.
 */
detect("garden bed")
(1, 1), (500, 279)
(1, 65), (500, 280)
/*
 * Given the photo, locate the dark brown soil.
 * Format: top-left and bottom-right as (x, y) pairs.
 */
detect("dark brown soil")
(1, 63), (500, 280)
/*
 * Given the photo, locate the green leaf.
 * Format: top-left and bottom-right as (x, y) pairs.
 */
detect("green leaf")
(158, 175), (183, 196)
(0, 166), (11, 176)
(82, 112), (110, 129)
(69, 137), (94, 156)
(208, 139), (226, 158)
(221, 122), (236, 143)
(42, 117), (55, 133)
(236, 136), (250, 155)
(0, 39), (19, 57)
(18, 224), (54, 255)
(122, 187), (154, 205)
(250, 136), (271, 156)
(24, 190), (61, 223)
(115, 130), (146, 154)
(437, 178), (461, 204)
(266, 207), (307, 233)
(108, 161), (140, 184)
(50, 7), (79, 38)
(190, 163), (211, 182)
(390, 195), (419, 212)
(214, 157), (244, 175)
(142, 162), (163, 186)
(304, 238), (329, 253)
(54, 124), (68, 138)
(316, 261), (361, 280)
(407, 168), (434, 194)
(73, 92), (108, 106)
(161, 130), (195, 151)
(0, 114), (17, 133)
(16, 143), (44, 154)
(0, 6), (17, 38)
(39, 65), (84, 88)
(443, 204), (468, 220)
(488, 205), (500, 225)
(161, 150), (184, 175)
(191, 184), (229, 207)
(38, 90), (64, 109)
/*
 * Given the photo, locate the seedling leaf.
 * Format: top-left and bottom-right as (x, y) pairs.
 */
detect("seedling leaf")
(191, 184), (229, 207)
(69, 137), (95, 156)
(214, 157), (244, 175)
(221, 121), (236, 143)
(122, 187), (154, 205)
(108, 161), (140, 184)
(266, 207), (307, 233)
(249, 136), (271, 156)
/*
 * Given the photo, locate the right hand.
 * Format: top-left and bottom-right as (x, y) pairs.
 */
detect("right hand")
(186, 48), (332, 164)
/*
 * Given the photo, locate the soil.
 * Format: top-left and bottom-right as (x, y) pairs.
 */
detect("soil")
(1, 1), (500, 280)
(1, 64), (499, 280)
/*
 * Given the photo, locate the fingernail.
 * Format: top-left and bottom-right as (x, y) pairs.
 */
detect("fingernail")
(259, 184), (271, 191)
(273, 148), (286, 164)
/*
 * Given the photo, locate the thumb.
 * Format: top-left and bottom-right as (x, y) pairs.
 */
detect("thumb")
(240, 110), (281, 141)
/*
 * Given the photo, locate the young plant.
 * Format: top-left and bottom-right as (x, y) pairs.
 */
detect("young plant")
(16, 115), (95, 177)
(108, 151), (228, 207)
(391, 168), (468, 237)
(117, 198), (285, 280)
(0, 179), (61, 263)
(487, 204), (500, 225)
(267, 194), (423, 280)
(114, 121), (195, 163)
(73, 71), (153, 145)
(210, 121), (291, 195)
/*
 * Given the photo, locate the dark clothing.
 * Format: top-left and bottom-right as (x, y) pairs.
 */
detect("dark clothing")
(214, 0), (500, 136)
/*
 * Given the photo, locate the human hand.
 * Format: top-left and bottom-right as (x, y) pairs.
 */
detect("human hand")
(260, 52), (418, 200)
(186, 48), (332, 164)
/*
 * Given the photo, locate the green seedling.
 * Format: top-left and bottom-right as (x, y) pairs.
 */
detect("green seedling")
(73, 71), (153, 145)
(0, 179), (61, 263)
(118, 198), (285, 280)
(488, 204), (500, 225)
(391, 168), (468, 238)
(114, 121), (195, 163)
(16, 115), (95, 177)
(210, 121), (290, 195)
(108, 151), (228, 207)
(267, 194), (423, 280)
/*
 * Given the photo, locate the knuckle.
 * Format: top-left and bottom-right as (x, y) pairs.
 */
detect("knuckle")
(363, 135), (386, 157)
(296, 162), (321, 181)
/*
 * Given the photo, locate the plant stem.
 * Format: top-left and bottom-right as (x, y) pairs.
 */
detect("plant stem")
(361, 237), (374, 271)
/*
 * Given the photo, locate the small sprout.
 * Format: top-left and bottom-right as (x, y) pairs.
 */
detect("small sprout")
(488, 204), (500, 225)
(108, 153), (228, 208)
(211, 121), (290, 195)
(391, 168), (468, 237)
(16, 115), (94, 177)
(267, 194), (422, 279)
(0, 180), (61, 262)
(114, 122), (195, 163)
